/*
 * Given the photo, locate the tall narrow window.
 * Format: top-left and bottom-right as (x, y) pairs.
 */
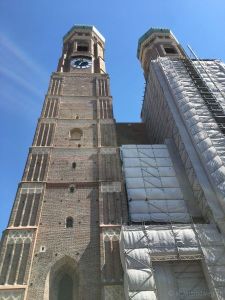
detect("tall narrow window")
(66, 217), (73, 228)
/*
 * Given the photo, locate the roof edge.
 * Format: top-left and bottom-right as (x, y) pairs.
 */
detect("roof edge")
(63, 25), (105, 43)
(137, 28), (171, 58)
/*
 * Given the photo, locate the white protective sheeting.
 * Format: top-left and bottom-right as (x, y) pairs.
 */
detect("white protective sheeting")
(126, 291), (157, 300)
(120, 224), (200, 259)
(120, 224), (201, 300)
(158, 58), (225, 217)
(120, 224), (225, 300)
(123, 267), (157, 299)
(193, 60), (225, 123)
(121, 144), (191, 223)
(154, 261), (211, 300)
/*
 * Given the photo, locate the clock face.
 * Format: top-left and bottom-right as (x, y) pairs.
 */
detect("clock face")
(71, 57), (92, 69)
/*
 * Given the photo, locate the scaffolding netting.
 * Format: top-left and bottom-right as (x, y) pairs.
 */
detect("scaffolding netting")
(120, 144), (190, 223)
(120, 224), (225, 300)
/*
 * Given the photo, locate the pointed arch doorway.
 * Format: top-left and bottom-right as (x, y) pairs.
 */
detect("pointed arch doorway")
(48, 256), (79, 300)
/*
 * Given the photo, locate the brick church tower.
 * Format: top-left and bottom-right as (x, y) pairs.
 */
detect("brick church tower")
(2, 25), (225, 300)
(0, 25), (127, 300)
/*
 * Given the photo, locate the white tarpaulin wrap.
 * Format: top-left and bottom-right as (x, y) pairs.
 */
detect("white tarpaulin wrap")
(120, 224), (201, 260)
(158, 58), (225, 216)
(153, 261), (211, 300)
(121, 145), (190, 223)
(120, 224), (225, 300)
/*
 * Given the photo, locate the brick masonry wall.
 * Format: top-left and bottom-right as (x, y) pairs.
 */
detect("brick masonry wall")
(0, 36), (127, 299)
(53, 119), (98, 148)
(26, 70), (126, 299)
(26, 187), (100, 299)
(59, 98), (97, 120)
(47, 148), (98, 183)
(62, 75), (95, 97)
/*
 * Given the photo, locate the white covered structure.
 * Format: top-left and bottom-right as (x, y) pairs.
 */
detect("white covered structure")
(142, 57), (225, 232)
(120, 224), (225, 300)
(121, 144), (190, 223)
(119, 27), (225, 300)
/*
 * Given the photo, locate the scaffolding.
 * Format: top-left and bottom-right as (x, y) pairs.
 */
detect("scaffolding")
(120, 224), (225, 300)
(157, 57), (225, 219)
(119, 53), (225, 298)
(158, 56), (225, 161)
(120, 144), (190, 224)
(182, 55), (225, 134)
(120, 143), (225, 299)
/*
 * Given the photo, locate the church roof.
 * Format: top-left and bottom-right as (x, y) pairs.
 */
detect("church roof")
(137, 28), (171, 58)
(63, 25), (105, 43)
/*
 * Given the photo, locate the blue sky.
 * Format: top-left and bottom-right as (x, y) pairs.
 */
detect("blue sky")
(1, 0), (225, 234)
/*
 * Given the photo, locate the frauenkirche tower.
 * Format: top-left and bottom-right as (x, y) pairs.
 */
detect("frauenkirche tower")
(2, 25), (225, 300)
(0, 25), (127, 300)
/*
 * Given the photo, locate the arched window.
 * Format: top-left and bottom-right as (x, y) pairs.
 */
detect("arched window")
(72, 162), (76, 169)
(69, 128), (82, 140)
(66, 217), (73, 228)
